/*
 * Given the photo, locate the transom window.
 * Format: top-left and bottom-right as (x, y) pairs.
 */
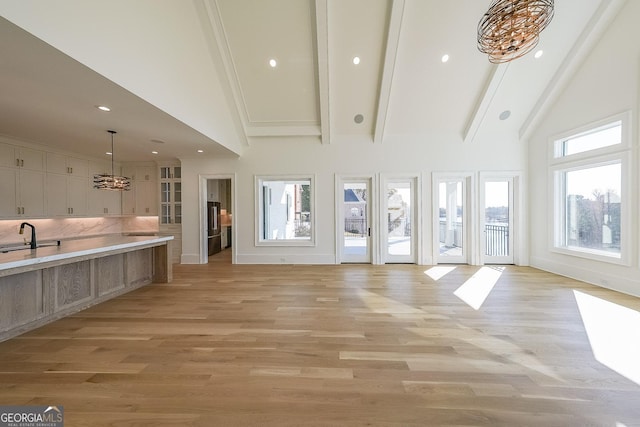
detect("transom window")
(554, 121), (622, 158)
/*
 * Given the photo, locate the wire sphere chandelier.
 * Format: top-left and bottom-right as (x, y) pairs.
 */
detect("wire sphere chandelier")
(93, 130), (131, 191)
(478, 0), (554, 64)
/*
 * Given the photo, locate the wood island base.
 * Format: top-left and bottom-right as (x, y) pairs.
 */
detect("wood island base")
(0, 236), (172, 342)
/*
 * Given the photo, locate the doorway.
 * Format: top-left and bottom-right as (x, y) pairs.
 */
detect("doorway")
(480, 175), (515, 264)
(338, 177), (373, 263)
(433, 174), (472, 264)
(199, 174), (234, 264)
(384, 177), (417, 263)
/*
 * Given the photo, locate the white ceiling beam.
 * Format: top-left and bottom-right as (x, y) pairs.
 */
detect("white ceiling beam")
(197, 0), (251, 145)
(314, 0), (331, 144)
(462, 62), (510, 144)
(245, 125), (321, 137)
(519, 0), (629, 141)
(373, 0), (405, 144)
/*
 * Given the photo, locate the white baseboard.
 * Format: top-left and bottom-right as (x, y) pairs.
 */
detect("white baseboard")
(180, 253), (201, 264)
(235, 253), (336, 265)
(530, 256), (640, 298)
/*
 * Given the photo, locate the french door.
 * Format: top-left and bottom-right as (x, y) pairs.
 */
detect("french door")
(384, 178), (417, 263)
(339, 178), (372, 263)
(433, 174), (471, 264)
(481, 176), (514, 264)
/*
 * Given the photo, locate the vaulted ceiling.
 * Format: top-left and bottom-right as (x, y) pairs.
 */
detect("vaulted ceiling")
(0, 0), (625, 162)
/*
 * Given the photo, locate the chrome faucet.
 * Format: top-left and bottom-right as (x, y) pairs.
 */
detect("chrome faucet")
(19, 222), (37, 249)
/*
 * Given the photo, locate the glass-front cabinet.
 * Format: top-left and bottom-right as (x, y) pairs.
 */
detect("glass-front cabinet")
(159, 165), (181, 224)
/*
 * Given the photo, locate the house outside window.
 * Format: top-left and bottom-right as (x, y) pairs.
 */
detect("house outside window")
(256, 175), (314, 246)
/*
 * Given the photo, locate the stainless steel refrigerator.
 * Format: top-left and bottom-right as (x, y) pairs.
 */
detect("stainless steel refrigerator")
(207, 201), (222, 255)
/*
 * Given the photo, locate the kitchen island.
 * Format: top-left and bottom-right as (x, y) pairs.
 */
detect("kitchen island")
(0, 235), (173, 341)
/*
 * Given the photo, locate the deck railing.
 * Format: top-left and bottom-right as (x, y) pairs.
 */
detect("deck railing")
(484, 224), (509, 256)
(438, 221), (509, 256)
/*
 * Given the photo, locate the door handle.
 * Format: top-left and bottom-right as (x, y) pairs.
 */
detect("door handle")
(368, 227), (371, 237)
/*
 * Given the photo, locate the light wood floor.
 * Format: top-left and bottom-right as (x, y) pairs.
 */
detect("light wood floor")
(1, 251), (640, 426)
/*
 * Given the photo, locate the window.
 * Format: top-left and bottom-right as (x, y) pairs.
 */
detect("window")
(561, 162), (621, 254)
(551, 112), (630, 263)
(554, 121), (622, 157)
(256, 175), (314, 245)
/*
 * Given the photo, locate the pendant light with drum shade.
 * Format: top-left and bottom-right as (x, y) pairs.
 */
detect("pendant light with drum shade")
(93, 130), (131, 191)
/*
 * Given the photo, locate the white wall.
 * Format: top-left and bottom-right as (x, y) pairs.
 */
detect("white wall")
(0, 0), (245, 155)
(180, 130), (526, 265)
(528, 1), (640, 296)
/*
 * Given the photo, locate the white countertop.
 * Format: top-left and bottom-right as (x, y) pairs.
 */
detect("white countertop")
(0, 235), (173, 272)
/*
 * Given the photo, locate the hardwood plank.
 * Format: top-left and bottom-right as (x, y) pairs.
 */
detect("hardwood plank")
(1, 255), (639, 425)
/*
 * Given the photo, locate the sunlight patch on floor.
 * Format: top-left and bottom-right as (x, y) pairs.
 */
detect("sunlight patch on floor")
(574, 290), (640, 386)
(424, 266), (456, 281)
(356, 289), (423, 314)
(406, 324), (565, 382)
(453, 266), (504, 310)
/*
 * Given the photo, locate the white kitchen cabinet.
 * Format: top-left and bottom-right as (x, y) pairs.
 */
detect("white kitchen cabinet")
(0, 168), (17, 217)
(46, 153), (89, 216)
(159, 165), (181, 225)
(0, 143), (46, 218)
(121, 164), (157, 216)
(159, 164), (182, 263)
(88, 161), (122, 216)
(159, 224), (182, 264)
(136, 166), (155, 182)
(0, 143), (44, 170)
(0, 167), (46, 217)
(67, 176), (88, 216)
(0, 142), (15, 168)
(135, 180), (157, 215)
(88, 187), (121, 216)
(46, 174), (88, 216)
(46, 152), (88, 176)
(15, 146), (45, 171)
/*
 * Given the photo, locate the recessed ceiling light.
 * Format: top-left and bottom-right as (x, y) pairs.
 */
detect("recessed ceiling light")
(197, 149), (204, 153)
(151, 151), (158, 155)
(97, 105), (111, 112)
(534, 49), (544, 59)
(441, 54), (450, 63)
(499, 110), (511, 120)
(354, 114), (364, 124)
(269, 59), (277, 68)
(352, 56), (360, 65)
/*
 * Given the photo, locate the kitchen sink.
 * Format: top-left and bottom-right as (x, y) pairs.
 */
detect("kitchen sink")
(0, 240), (61, 253)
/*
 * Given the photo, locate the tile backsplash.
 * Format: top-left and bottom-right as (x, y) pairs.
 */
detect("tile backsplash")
(0, 217), (159, 245)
